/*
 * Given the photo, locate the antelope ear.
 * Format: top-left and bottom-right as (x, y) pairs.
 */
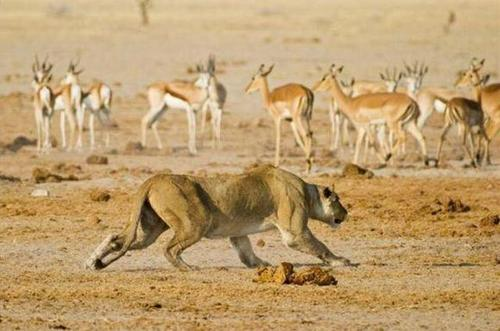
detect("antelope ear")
(482, 74), (490, 85)
(379, 73), (385, 80)
(350, 78), (355, 85)
(338, 66), (344, 73)
(47, 74), (53, 82)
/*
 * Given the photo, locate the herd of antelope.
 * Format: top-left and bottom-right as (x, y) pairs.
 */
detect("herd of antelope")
(30, 55), (499, 172)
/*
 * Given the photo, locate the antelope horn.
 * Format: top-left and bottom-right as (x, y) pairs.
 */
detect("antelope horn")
(34, 54), (40, 71)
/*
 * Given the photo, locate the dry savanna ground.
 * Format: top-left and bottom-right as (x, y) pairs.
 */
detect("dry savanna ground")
(0, 0), (499, 330)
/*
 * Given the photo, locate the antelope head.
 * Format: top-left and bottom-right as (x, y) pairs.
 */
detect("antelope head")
(403, 61), (428, 94)
(455, 58), (485, 87)
(312, 64), (343, 92)
(245, 64), (274, 93)
(63, 58), (84, 85)
(380, 67), (404, 92)
(32, 55), (53, 84)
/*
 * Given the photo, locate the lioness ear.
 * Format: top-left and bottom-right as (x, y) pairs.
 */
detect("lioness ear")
(323, 187), (332, 198)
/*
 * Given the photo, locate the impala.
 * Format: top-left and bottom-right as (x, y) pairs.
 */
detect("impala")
(313, 64), (428, 166)
(245, 64), (314, 173)
(435, 96), (487, 167)
(455, 58), (500, 164)
(141, 63), (212, 154)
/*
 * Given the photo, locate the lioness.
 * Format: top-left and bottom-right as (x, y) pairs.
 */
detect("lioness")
(85, 165), (351, 270)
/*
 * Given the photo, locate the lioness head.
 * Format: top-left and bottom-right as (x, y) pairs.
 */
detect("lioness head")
(313, 185), (348, 228)
(85, 233), (125, 270)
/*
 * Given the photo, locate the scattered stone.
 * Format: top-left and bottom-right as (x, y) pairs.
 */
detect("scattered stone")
(143, 302), (163, 310)
(124, 141), (144, 154)
(479, 214), (499, 227)
(86, 154), (108, 165)
(429, 197), (471, 215)
(87, 215), (102, 225)
(252, 118), (269, 128)
(0, 173), (21, 182)
(31, 188), (50, 197)
(256, 239), (266, 248)
(32, 167), (78, 183)
(342, 163), (374, 178)
(89, 189), (111, 202)
(291, 267), (338, 286)
(6, 135), (36, 152)
(52, 162), (82, 173)
(254, 262), (337, 286)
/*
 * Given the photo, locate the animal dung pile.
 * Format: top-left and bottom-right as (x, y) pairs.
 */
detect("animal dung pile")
(342, 163), (374, 179)
(32, 167), (78, 183)
(89, 189), (111, 202)
(86, 154), (109, 165)
(254, 262), (338, 286)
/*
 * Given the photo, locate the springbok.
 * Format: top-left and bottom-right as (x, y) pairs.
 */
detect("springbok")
(313, 64), (428, 166)
(245, 64), (314, 173)
(31, 60), (55, 153)
(82, 81), (113, 149)
(52, 60), (83, 150)
(455, 58), (500, 164)
(199, 55), (226, 149)
(141, 64), (212, 154)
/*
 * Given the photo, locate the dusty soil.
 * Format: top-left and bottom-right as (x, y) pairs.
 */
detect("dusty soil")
(0, 0), (499, 330)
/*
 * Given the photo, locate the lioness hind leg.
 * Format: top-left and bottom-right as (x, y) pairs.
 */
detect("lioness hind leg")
(229, 236), (270, 268)
(164, 230), (203, 271)
(279, 227), (351, 267)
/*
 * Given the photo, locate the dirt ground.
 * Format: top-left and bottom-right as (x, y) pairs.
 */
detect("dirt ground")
(0, 0), (499, 330)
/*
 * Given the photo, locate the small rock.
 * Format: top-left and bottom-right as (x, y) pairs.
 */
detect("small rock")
(86, 155), (108, 165)
(479, 214), (499, 227)
(88, 215), (102, 224)
(342, 163), (374, 178)
(0, 173), (21, 182)
(124, 142), (144, 154)
(256, 239), (266, 248)
(31, 188), (49, 197)
(89, 189), (111, 202)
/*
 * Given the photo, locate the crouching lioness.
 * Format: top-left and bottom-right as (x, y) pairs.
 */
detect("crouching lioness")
(85, 165), (352, 271)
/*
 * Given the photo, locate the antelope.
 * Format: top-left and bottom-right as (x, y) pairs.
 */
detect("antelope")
(435, 96), (487, 167)
(456, 58), (500, 164)
(328, 78), (355, 151)
(245, 64), (314, 173)
(141, 63), (212, 154)
(313, 64), (428, 166)
(81, 81), (113, 149)
(52, 60), (83, 150)
(31, 59), (55, 152)
(199, 55), (226, 149)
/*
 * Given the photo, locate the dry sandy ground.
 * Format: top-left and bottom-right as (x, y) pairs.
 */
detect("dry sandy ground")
(1, 0), (500, 330)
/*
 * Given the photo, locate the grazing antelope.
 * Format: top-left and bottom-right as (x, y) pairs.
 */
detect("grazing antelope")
(313, 64), (428, 166)
(456, 58), (500, 164)
(245, 64), (314, 173)
(141, 64), (212, 154)
(435, 96), (487, 167)
(199, 55), (226, 149)
(31, 60), (55, 152)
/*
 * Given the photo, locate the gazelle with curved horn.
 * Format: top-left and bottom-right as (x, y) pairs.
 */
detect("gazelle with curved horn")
(31, 59), (55, 152)
(199, 55), (227, 149)
(313, 64), (428, 166)
(245, 64), (314, 173)
(455, 58), (500, 164)
(141, 63), (212, 154)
